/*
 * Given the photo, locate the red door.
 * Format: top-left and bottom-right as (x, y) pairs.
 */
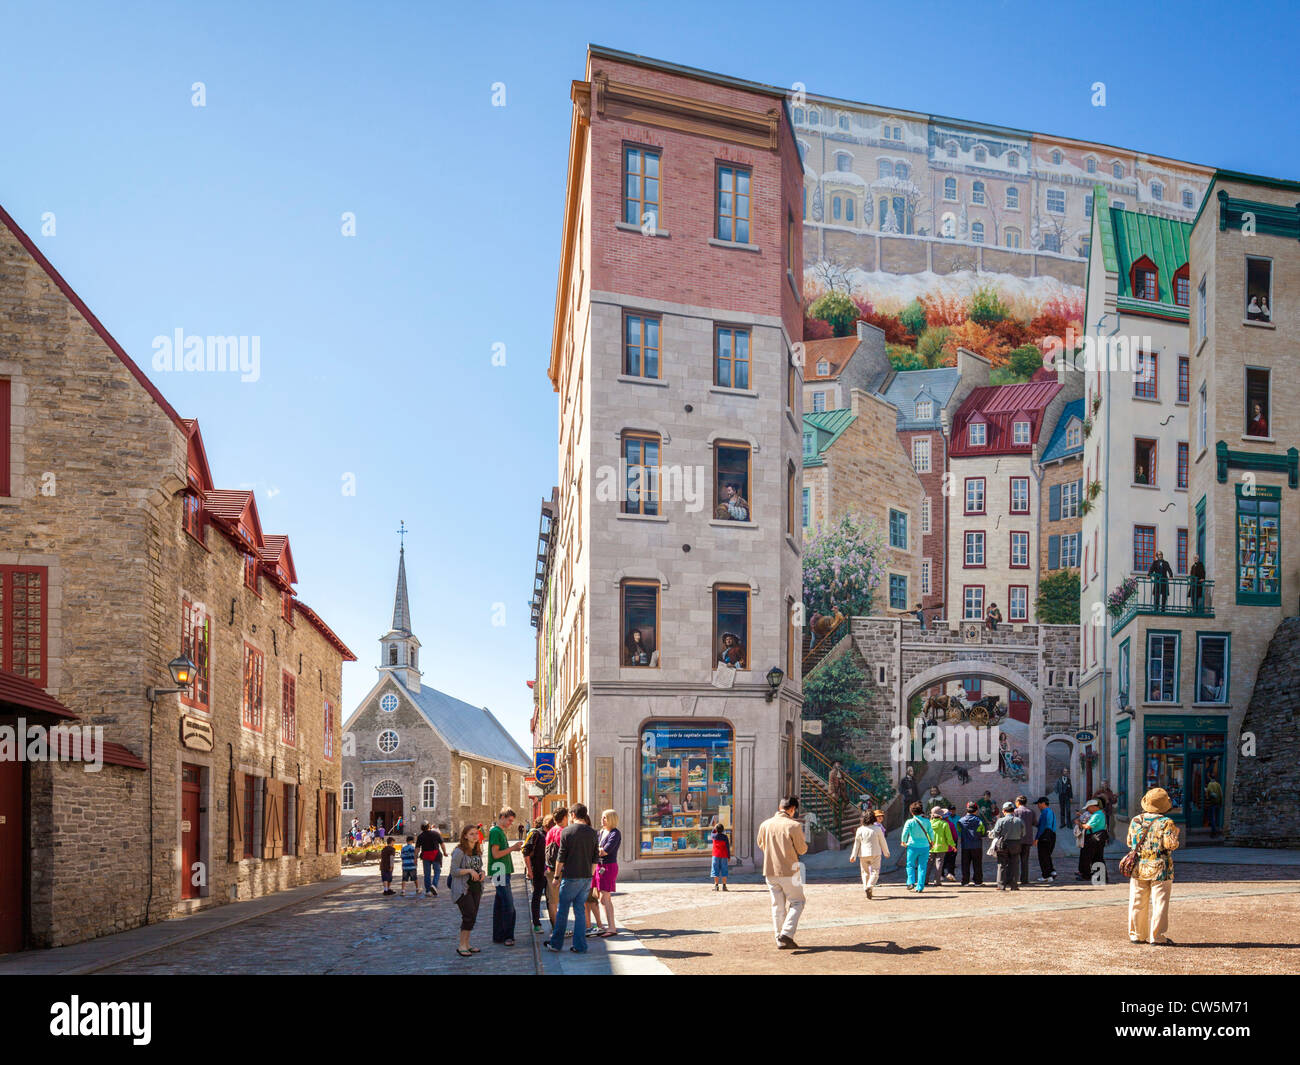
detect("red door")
(1008, 688), (1030, 724)
(180, 764), (201, 899)
(0, 756), (23, 953)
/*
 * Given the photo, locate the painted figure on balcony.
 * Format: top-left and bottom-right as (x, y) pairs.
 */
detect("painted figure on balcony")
(1190, 554), (1206, 611)
(1148, 551), (1173, 611)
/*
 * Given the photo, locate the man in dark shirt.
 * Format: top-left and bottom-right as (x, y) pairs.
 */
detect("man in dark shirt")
(544, 803), (600, 955)
(1149, 551), (1173, 611)
(414, 821), (447, 898)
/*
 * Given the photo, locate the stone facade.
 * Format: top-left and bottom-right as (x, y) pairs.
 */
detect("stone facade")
(897, 425), (946, 611)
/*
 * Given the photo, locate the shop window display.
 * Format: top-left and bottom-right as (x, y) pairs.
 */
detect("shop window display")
(1236, 486), (1281, 603)
(640, 723), (734, 856)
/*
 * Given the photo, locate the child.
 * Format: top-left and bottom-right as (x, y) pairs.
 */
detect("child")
(380, 837), (396, 896)
(711, 823), (731, 891)
(399, 835), (418, 897)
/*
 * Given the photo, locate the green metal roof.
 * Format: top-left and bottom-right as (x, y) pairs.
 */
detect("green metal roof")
(802, 409), (856, 467)
(1095, 185), (1192, 311)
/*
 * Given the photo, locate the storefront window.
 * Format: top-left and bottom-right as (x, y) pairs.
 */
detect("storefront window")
(1236, 486), (1281, 604)
(640, 723), (733, 857)
(1143, 721), (1226, 830)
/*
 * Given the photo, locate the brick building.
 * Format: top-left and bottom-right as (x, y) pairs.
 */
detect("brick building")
(0, 204), (354, 952)
(1037, 398), (1084, 576)
(342, 545), (530, 838)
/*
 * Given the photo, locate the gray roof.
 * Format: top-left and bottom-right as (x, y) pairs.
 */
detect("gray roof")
(1040, 398), (1085, 464)
(391, 546), (412, 634)
(881, 368), (961, 430)
(399, 677), (530, 769)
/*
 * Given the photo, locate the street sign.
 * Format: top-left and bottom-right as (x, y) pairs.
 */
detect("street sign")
(534, 751), (557, 788)
(1075, 729), (1096, 743)
(801, 720), (822, 735)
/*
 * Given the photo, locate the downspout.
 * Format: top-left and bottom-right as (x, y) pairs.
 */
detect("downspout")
(1097, 310), (1121, 791)
(144, 693), (156, 926)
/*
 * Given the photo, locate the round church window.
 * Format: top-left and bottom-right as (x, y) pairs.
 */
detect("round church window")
(380, 693), (399, 713)
(378, 730), (399, 754)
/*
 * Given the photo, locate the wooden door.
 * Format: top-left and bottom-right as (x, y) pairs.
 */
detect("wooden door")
(0, 756), (23, 952)
(180, 764), (201, 899)
(370, 797), (403, 832)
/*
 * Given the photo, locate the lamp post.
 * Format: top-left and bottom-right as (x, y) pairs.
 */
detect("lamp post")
(765, 666), (785, 703)
(146, 654), (198, 703)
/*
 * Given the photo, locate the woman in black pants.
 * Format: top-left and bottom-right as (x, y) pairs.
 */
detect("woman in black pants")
(522, 815), (551, 934)
(449, 825), (486, 957)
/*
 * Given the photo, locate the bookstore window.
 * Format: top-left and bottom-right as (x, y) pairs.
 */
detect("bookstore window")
(1236, 485), (1281, 604)
(639, 723), (733, 857)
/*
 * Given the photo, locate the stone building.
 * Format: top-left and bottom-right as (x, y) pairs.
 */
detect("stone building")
(342, 546), (530, 838)
(0, 203), (353, 952)
(801, 321), (887, 413)
(531, 46), (805, 875)
(1037, 398), (1084, 577)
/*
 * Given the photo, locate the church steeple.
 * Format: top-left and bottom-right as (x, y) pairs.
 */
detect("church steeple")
(379, 524), (422, 691)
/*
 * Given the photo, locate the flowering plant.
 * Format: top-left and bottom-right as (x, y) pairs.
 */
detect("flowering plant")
(1107, 576), (1138, 617)
(802, 512), (887, 619)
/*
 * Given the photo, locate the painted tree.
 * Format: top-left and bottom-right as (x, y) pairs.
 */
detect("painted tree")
(802, 512), (888, 620)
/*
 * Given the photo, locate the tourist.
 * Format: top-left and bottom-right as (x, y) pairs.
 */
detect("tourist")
(379, 836), (396, 896)
(957, 802), (986, 885)
(976, 790), (996, 828)
(1054, 770), (1073, 828)
(545, 803), (600, 955)
(1078, 798), (1109, 883)
(711, 822), (732, 890)
(545, 807), (568, 932)
(1097, 781), (1119, 836)
(1126, 788), (1181, 946)
(756, 796), (809, 950)
(522, 816), (549, 934)
(928, 806), (956, 886)
(399, 835), (419, 897)
(448, 825), (486, 957)
(350, 817), (361, 842)
(488, 808), (523, 946)
(849, 810), (890, 898)
(1205, 774), (1223, 837)
(900, 801), (933, 893)
(415, 820), (447, 898)
(1190, 554), (1206, 612)
(593, 809), (621, 937)
(1034, 797), (1058, 882)
(943, 808), (961, 881)
(990, 802), (1024, 891)
(1013, 796), (1036, 886)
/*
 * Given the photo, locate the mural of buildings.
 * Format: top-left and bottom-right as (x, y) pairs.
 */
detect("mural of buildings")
(1037, 398), (1085, 580)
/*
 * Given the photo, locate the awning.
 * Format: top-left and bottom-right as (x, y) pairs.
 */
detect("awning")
(0, 670), (147, 769)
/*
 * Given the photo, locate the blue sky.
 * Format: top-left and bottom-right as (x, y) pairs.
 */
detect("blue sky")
(2, 1), (1296, 749)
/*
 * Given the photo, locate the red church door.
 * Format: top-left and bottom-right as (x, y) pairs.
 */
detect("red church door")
(0, 757), (23, 953)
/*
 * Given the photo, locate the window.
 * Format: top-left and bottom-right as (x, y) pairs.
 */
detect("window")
(243, 774), (257, 858)
(342, 782), (354, 812)
(1085, 157), (1097, 174)
(1151, 181), (1163, 201)
(802, 430), (815, 458)
(1012, 420), (1030, 445)
(971, 181), (985, 205)
(1008, 585), (1028, 621)
(944, 177), (957, 201)
(1010, 477), (1029, 513)
(946, 142), (958, 159)
(974, 146), (986, 163)
(889, 509), (908, 550)
(793, 107), (804, 124)
(816, 359), (830, 376)
(1135, 351), (1158, 399)
(1066, 420), (1082, 449)
(921, 560), (931, 596)
(1198, 383), (1208, 450)
(623, 146), (661, 228)
(1005, 227), (1021, 248)
(915, 399), (933, 421)
(1047, 189), (1065, 214)
(460, 763), (470, 805)
(801, 486), (810, 528)
(242, 644), (264, 731)
(1007, 151), (1019, 168)
(1112, 161), (1124, 179)
(1174, 267), (1190, 308)
(480, 767), (488, 804)
(1177, 442), (1189, 489)
(1196, 496), (1207, 568)
(715, 326), (750, 389)
(1245, 368), (1270, 437)
(1133, 262), (1158, 302)
(845, 198), (855, 222)
(621, 580), (659, 667)
(716, 165), (751, 243)
(1117, 640), (1131, 705)
(832, 196), (841, 221)
(1236, 486), (1281, 603)
(1051, 150), (1063, 165)
(1060, 532), (1079, 569)
(1134, 438), (1157, 485)
(1061, 479), (1080, 518)
(964, 531), (985, 567)
(640, 722), (733, 856)
(378, 729), (399, 754)
(183, 492), (203, 540)
(624, 313), (660, 378)
(1006, 187), (1018, 209)
(1010, 532), (1029, 568)
(622, 432), (660, 516)
(0, 566), (47, 684)
(963, 586), (984, 620)
(971, 222), (984, 243)
(1177, 355), (1190, 403)
(1112, 200), (1125, 211)
(965, 477), (986, 514)
(1182, 188), (1195, 209)
(1146, 633), (1179, 703)
(714, 585), (749, 669)
(714, 442), (752, 522)
(787, 461), (797, 538)
(1133, 525), (1156, 573)
(835, 152), (851, 172)
(912, 436), (931, 472)
(324, 700), (334, 760)
(1196, 635), (1229, 704)
(1043, 233), (1061, 253)
(889, 574), (907, 610)
(1177, 528), (1189, 574)
(180, 598), (210, 710)
(281, 671), (296, 746)
(808, 109), (819, 125)
(812, 391), (826, 412)
(787, 211), (796, 275)
(921, 496), (932, 535)
(968, 422), (987, 446)
(243, 553), (258, 591)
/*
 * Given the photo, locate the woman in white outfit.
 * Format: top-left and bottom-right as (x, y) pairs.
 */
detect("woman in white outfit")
(849, 810), (891, 898)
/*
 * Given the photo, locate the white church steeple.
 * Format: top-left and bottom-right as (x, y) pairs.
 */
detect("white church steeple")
(379, 524), (422, 691)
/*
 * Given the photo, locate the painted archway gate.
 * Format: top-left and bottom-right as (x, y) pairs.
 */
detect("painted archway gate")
(846, 616), (1080, 811)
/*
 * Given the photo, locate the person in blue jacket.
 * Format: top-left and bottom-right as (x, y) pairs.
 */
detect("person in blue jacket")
(957, 802), (987, 885)
(899, 801), (934, 893)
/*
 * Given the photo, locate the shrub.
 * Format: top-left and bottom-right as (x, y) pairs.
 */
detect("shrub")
(968, 285), (1009, 327)
(899, 298), (928, 337)
(859, 310), (911, 345)
(1036, 570), (1080, 624)
(808, 291), (859, 336)
(916, 326), (952, 368)
(921, 292), (967, 327)
(887, 344), (926, 371)
(1009, 344), (1046, 379)
(803, 315), (834, 341)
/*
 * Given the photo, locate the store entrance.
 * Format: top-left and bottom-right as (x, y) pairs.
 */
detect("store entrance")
(1184, 751), (1225, 842)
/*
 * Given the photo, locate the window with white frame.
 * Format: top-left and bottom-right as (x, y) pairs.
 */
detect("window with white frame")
(971, 222), (985, 243)
(944, 177), (957, 201)
(1012, 420), (1030, 445)
(915, 399), (933, 421)
(1046, 189), (1065, 214)
(1008, 586), (1028, 621)
(1182, 188), (1194, 209)
(968, 422), (987, 446)
(1007, 151), (1019, 168)
(1006, 187), (1019, 209)
(912, 436), (931, 472)
(342, 781), (354, 811)
(460, 763), (470, 805)
(1151, 181), (1163, 201)
(920, 496), (931, 535)
(1060, 532), (1079, 568)
(921, 560), (931, 596)
(971, 181), (985, 205)
(1061, 480), (1080, 518)
(1066, 420), (1082, 449)
(480, 767), (488, 804)
(816, 360), (830, 375)
(378, 729), (399, 754)
(812, 391), (826, 412)
(1147, 633), (1179, 703)
(1010, 477), (1029, 512)
(963, 586), (984, 620)
(1010, 532), (1029, 567)
(965, 477), (985, 513)
(421, 778), (437, 809)
(1085, 156), (1096, 173)
(1112, 161), (1124, 179)
(1051, 150), (1062, 165)
(965, 531), (985, 566)
(1198, 383), (1207, 450)
(1197, 276), (1207, 340)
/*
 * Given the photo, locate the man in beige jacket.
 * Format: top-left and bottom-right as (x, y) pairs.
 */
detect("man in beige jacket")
(756, 796), (809, 949)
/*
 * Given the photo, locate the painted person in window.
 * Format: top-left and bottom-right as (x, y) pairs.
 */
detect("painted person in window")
(719, 632), (745, 667)
(721, 482), (750, 521)
(1148, 551), (1173, 611)
(1249, 402), (1268, 438)
(624, 627), (651, 666)
(984, 602), (1002, 631)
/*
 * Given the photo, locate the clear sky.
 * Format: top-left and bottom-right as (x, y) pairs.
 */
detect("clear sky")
(3, 1), (1296, 750)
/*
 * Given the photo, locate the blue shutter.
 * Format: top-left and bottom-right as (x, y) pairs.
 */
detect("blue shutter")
(1076, 478), (1083, 503)
(1049, 484), (1061, 522)
(1048, 535), (1060, 570)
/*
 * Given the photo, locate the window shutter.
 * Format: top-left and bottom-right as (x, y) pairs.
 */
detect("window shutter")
(263, 780), (283, 860)
(0, 378), (10, 498)
(1048, 535), (1060, 570)
(295, 787), (307, 857)
(228, 771), (244, 862)
(1049, 484), (1061, 522)
(315, 788), (325, 855)
(1075, 478), (1083, 502)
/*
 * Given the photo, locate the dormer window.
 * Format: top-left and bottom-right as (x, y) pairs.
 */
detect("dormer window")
(816, 360), (830, 376)
(1173, 265), (1190, 307)
(1112, 161), (1124, 179)
(1007, 151), (1019, 168)
(946, 142), (957, 159)
(969, 422), (987, 446)
(802, 431), (815, 457)
(973, 146), (986, 163)
(1085, 156), (1097, 173)
(915, 399), (933, 421)
(1065, 420), (1082, 449)
(1151, 181), (1164, 201)
(1013, 420), (1031, 445)
(1051, 150), (1063, 165)
(1131, 256), (1159, 302)
(183, 492), (203, 541)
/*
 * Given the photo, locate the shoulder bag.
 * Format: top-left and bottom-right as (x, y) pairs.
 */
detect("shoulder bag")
(1120, 816), (1158, 878)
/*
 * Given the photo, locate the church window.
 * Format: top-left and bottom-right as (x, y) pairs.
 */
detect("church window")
(378, 729), (399, 754)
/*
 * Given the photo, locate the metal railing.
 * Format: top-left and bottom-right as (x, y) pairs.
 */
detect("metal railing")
(1110, 575), (1214, 635)
(801, 617), (850, 672)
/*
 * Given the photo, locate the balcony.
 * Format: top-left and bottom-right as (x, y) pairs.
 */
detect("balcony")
(1110, 575), (1214, 636)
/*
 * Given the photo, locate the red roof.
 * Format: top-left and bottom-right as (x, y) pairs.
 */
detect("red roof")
(260, 535), (298, 586)
(204, 489), (265, 553)
(0, 670), (146, 770)
(949, 380), (1063, 457)
(803, 335), (860, 381)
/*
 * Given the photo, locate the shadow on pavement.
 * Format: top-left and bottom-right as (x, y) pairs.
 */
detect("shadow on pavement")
(792, 940), (940, 956)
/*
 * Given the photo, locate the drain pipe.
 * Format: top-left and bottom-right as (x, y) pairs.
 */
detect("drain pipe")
(1096, 311), (1121, 789)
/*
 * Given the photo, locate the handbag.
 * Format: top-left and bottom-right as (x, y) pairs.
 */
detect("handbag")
(1119, 816), (1157, 878)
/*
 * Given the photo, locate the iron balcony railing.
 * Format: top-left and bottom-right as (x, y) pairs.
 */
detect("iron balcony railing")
(1110, 575), (1214, 636)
